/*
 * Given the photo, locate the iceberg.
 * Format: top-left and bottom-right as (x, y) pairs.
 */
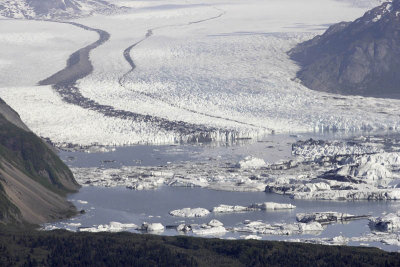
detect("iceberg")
(140, 222), (164, 233)
(250, 202), (296, 210)
(237, 156), (267, 169)
(169, 208), (210, 218)
(370, 213), (400, 231)
(296, 212), (368, 224)
(78, 221), (138, 232)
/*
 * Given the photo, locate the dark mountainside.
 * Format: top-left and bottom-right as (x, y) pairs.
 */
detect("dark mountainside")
(289, 0), (400, 98)
(0, 98), (79, 225)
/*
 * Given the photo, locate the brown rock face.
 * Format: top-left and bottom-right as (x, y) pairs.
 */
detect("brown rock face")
(289, 0), (400, 98)
(0, 98), (79, 225)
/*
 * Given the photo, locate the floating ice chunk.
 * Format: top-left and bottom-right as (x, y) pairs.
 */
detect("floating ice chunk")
(192, 226), (227, 236)
(370, 213), (400, 231)
(382, 238), (400, 246)
(298, 222), (324, 232)
(292, 139), (382, 160)
(237, 156), (267, 169)
(169, 207), (210, 217)
(177, 224), (192, 232)
(233, 220), (323, 236)
(168, 178), (208, 188)
(84, 146), (115, 153)
(296, 235), (349, 246)
(293, 189), (400, 200)
(327, 235), (349, 245)
(109, 221), (137, 229)
(212, 202), (295, 213)
(79, 222), (138, 232)
(331, 153), (400, 186)
(76, 200), (88, 204)
(212, 204), (253, 213)
(176, 220), (224, 235)
(208, 219), (224, 227)
(242, 235), (262, 240)
(140, 222), (164, 233)
(251, 202), (296, 210)
(296, 212), (368, 224)
(151, 171), (174, 178)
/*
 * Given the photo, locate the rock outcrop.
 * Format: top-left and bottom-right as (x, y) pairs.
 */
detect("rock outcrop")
(290, 0), (400, 98)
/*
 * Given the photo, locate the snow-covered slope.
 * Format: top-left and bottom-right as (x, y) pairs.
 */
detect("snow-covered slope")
(0, 0), (118, 19)
(335, 0), (388, 8)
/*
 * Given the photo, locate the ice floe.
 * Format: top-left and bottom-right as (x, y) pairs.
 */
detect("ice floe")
(241, 235), (262, 240)
(169, 207), (210, 218)
(191, 220), (227, 236)
(232, 220), (324, 235)
(212, 202), (295, 213)
(71, 135), (400, 201)
(289, 235), (350, 246)
(140, 222), (165, 233)
(192, 225), (227, 236)
(236, 156), (267, 169)
(251, 202), (296, 211)
(370, 213), (400, 231)
(212, 204), (253, 213)
(174, 219), (227, 236)
(296, 212), (369, 224)
(78, 221), (138, 232)
(177, 224), (192, 233)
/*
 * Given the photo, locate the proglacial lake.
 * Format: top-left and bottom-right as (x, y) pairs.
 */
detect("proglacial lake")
(48, 131), (400, 252)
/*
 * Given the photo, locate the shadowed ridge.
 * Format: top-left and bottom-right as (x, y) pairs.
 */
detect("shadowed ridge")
(289, 0), (400, 98)
(0, 98), (79, 224)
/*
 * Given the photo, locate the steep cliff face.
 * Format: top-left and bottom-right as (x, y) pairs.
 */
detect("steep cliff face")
(0, 98), (79, 225)
(289, 0), (400, 98)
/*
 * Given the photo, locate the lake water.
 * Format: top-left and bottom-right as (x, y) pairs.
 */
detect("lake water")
(48, 131), (400, 252)
(50, 186), (400, 252)
(59, 130), (372, 168)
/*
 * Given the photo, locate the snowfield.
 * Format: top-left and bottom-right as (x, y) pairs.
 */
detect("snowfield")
(0, 0), (398, 146)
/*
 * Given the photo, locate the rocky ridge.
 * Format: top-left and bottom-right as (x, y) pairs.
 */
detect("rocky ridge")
(290, 0), (400, 97)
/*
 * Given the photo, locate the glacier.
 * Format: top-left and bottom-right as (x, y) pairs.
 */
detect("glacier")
(0, 0), (398, 147)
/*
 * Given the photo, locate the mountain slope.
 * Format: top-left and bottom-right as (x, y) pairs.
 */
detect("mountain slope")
(0, 98), (30, 132)
(289, 0), (400, 97)
(0, 0), (119, 19)
(0, 98), (79, 224)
